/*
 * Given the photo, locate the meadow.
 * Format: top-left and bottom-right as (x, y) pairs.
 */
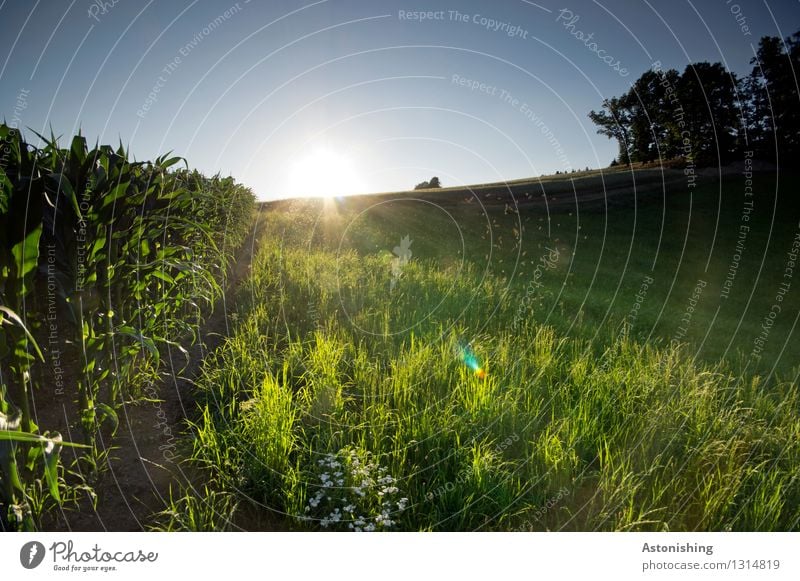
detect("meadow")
(170, 170), (800, 532)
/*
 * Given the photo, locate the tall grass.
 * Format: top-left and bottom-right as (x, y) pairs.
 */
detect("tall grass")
(184, 202), (800, 531)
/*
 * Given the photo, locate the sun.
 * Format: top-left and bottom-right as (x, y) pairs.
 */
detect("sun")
(287, 148), (367, 198)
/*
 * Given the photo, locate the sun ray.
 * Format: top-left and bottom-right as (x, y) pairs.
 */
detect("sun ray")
(288, 147), (366, 198)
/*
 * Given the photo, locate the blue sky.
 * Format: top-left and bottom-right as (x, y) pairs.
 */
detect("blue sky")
(1, 0), (799, 199)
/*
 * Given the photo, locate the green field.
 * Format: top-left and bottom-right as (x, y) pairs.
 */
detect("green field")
(169, 170), (800, 531)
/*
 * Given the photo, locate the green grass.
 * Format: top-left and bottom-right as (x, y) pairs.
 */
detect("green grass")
(336, 172), (800, 378)
(182, 172), (800, 531)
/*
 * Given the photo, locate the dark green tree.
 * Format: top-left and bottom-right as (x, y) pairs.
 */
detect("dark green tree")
(677, 62), (741, 165)
(414, 176), (441, 190)
(627, 68), (687, 162)
(746, 31), (800, 161)
(590, 62), (743, 166)
(588, 96), (634, 165)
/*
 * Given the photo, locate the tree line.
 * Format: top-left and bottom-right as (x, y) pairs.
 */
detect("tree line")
(589, 29), (800, 167)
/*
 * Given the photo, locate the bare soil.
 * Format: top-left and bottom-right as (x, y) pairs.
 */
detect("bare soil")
(33, 213), (265, 531)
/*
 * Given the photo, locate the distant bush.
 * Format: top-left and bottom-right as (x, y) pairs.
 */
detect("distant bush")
(414, 176), (441, 190)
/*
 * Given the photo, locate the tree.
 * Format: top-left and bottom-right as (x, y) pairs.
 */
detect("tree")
(629, 68), (685, 161)
(746, 31), (800, 161)
(589, 28), (800, 168)
(677, 62), (741, 165)
(589, 97), (631, 165)
(589, 61), (743, 166)
(414, 176), (441, 190)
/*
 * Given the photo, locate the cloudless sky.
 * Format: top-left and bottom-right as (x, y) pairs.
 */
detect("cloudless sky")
(1, 0), (799, 199)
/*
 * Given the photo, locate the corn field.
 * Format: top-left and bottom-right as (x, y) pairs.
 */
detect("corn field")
(0, 124), (254, 530)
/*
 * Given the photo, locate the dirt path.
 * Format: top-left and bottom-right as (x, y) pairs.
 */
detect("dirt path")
(44, 213), (264, 531)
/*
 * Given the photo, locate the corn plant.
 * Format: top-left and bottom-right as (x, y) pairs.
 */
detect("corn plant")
(0, 124), (255, 529)
(0, 126), (90, 529)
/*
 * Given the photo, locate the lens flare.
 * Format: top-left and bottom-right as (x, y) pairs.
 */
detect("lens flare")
(456, 339), (487, 379)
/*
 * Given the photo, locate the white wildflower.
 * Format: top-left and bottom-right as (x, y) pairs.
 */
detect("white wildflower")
(303, 446), (405, 531)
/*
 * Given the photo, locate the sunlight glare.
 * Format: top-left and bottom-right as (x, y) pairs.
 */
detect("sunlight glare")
(288, 148), (367, 198)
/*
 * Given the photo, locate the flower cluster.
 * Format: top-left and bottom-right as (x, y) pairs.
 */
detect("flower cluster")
(301, 446), (407, 531)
